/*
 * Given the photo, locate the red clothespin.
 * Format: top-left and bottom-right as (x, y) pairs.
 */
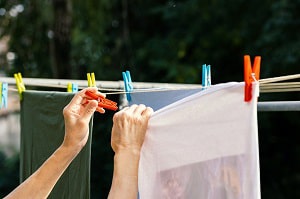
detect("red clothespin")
(85, 90), (118, 111)
(244, 55), (261, 102)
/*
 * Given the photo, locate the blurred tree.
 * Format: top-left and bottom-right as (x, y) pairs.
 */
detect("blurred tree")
(51, 0), (72, 78)
(0, 0), (299, 198)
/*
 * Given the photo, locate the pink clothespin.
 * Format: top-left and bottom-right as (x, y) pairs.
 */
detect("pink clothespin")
(244, 55), (261, 102)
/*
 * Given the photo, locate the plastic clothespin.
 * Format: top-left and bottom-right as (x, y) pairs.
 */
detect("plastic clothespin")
(85, 90), (118, 111)
(0, 82), (8, 109)
(122, 70), (133, 101)
(202, 64), (211, 90)
(244, 55), (261, 102)
(86, 72), (118, 111)
(87, 72), (96, 87)
(67, 82), (78, 93)
(14, 72), (26, 100)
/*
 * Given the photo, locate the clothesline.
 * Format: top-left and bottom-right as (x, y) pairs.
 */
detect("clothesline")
(2, 73), (300, 94)
(2, 74), (300, 112)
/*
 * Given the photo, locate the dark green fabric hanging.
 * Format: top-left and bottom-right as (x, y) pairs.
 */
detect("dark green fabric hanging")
(20, 90), (92, 199)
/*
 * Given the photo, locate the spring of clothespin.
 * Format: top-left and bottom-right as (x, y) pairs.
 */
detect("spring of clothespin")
(122, 70), (133, 101)
(244, 55), (261, 102)
(85, 90), (118, 111)
(67, 82), (78, 93)
(202, 64), (211, 90)
(0, 82), (8, 109)
(14, 72), (26, 100)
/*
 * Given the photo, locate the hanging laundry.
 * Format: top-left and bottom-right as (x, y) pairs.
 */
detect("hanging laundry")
(132, 82), (260, 199)
(129, 88), (201, 111)
(20, 90), (93, 199)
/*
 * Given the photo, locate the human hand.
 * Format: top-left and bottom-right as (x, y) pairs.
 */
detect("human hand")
(62, 87), (105, 151)
(111, 104), (153, 154)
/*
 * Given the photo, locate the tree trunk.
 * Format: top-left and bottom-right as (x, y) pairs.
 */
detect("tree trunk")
(50, 0), (72, 79)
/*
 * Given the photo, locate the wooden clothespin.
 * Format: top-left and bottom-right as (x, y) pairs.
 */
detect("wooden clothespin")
(122, 70), (133, 101)
(67, 82), (78, 93)
(202, 64), (211, 90)
(14, 72), (26, 100)
(0, 82), (8, 109)
(244, 55), (261, 102)
(87, 72), (96, 87)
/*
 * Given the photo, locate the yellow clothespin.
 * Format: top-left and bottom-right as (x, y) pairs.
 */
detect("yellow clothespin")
(87, 72), (96, 87)
(67, 82), (78, 93)
(14, 72), (26, 100)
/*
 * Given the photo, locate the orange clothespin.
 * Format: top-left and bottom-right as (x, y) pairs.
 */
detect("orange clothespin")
(244, 55), (261, 102)
(85, 90), (118, 111)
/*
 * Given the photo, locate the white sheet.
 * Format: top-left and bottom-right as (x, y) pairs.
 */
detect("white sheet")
(134, 82), (261, 199)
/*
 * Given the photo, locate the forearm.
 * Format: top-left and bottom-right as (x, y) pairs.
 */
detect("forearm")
(4, 144), (81, 199)
(108, 150), (141, 199)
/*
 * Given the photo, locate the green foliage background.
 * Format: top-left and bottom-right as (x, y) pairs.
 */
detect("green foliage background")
(0, 0), (299, 198)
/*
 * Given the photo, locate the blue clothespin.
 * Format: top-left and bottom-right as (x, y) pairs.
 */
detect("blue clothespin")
(202, 64), (211, 90)
(122, 70), (133, 101)
(0, 82), (8, 109)
(67, 82), (78, 93)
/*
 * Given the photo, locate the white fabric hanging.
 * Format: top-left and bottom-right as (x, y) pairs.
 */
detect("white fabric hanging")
(131, 82), (261, 199)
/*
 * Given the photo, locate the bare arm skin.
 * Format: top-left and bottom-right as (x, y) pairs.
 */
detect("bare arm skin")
(108, 104), (153, 199)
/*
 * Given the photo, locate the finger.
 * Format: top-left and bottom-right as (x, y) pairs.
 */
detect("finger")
(133, 104), (147, 115)
(96, 106), (105, 114)
(97, 91), (106, 98)
(68, 87), (98, 106)
(142, 107), (154, 118)
(81, 100), (98, 122)
(126, 104), (138, 114)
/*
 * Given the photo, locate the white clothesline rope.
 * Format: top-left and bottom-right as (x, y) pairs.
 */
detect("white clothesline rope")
(2, 73), (300, 94)
(2, 74), (300, 112)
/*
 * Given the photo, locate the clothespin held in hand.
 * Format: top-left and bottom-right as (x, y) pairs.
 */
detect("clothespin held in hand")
(202, 64), (211, 90)
(87, 72), (96, 87)
(86, 72), (118, 112)
(122, 70), (133, 101)
(14, 72), (26, 100)
(67, 82), (78, 93)
(85, 90), (118, 111)
(0, 82), (8, 109)
(244, 55), (261, 102)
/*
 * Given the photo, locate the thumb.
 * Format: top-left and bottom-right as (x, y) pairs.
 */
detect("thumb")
(82, 100), (98, 122)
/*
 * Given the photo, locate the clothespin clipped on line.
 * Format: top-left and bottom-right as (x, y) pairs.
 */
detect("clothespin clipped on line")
(244, 55), (261, 102)
(87, 72), (96, 87)
(14, 73), (26, 100)
(0, 82), (8, 109)
(122, 70), (133, 101)
(202, 64), (211, 90)
(67, 82), (78, 93)
(86, 72), (118, 112)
